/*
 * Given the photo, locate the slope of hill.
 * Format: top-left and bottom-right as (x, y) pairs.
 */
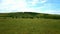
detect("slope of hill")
(0, 12), (60, 19)
(0, 12), (60, 34)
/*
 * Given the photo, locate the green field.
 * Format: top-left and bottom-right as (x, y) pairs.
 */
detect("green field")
(0, 18), (60, 34)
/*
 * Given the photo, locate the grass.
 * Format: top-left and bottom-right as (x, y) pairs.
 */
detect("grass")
(0, 18), (60, 34)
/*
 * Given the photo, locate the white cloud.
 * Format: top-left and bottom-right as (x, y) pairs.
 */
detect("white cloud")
(1, 0), (56, 14)
(40, 0), (47, 3)
(32, 0), (47, 4)
(27, 0), (47, 6)
(1, 0), (27, 10)
(40, 10), (60, 14)
(32, 0), (39, 5)
(0, 0), (46, 13)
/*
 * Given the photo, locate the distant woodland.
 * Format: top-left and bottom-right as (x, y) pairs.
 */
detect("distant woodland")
(0, 12), (60, 19)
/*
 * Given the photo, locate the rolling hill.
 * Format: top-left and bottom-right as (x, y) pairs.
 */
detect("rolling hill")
(0, 12), (60, 34)
(0, 12), (60, 19)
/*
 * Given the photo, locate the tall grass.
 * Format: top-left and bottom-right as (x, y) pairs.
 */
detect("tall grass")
(0, 18), (60, 34)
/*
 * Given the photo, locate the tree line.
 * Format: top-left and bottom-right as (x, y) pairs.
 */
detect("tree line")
(0, 12), (60, 19)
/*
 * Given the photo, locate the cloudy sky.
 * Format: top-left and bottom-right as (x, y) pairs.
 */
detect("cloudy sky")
(0, 0), (60, 14)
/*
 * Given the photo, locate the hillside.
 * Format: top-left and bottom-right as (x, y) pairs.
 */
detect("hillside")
(0, 12), (60, 34)
(0, 12), (60, 19)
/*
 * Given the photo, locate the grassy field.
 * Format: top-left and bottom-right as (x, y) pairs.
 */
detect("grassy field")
(0, 18), (60, 34)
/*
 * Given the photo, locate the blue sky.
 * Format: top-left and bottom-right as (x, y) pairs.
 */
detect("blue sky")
(0, 0), (60, 14)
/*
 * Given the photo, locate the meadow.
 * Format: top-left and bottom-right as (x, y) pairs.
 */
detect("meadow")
(0, 18), (60, 34)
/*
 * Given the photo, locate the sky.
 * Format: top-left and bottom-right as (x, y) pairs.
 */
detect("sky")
(0, 0), (60, 14)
